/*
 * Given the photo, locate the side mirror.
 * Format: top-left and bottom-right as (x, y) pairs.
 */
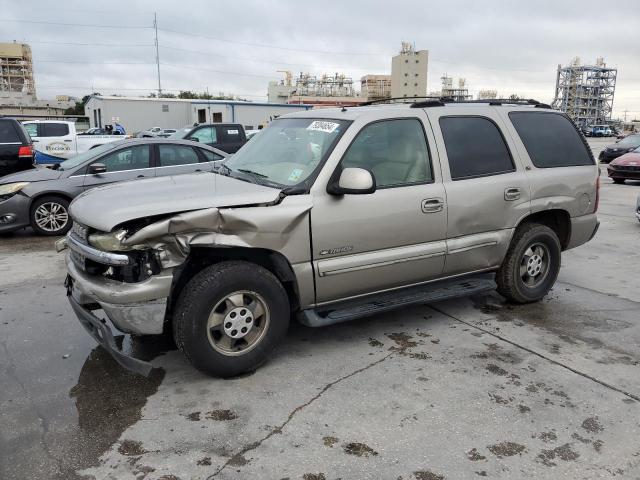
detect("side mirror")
(89, 163), (107, 174)
(188, 136), (199, 142)
(327, 167), (376, 195)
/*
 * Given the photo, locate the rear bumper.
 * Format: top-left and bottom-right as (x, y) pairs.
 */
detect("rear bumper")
(566, 213), (599, 250)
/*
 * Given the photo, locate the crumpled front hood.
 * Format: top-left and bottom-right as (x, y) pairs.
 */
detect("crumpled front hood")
(70, 172), (282, 232)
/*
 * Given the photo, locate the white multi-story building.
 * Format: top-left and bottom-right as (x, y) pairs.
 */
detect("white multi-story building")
(391, 43), (429, 99)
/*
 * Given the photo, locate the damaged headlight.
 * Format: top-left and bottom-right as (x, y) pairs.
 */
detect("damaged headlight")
(0, 182), (30, 200)
(88, 229), (146, 252)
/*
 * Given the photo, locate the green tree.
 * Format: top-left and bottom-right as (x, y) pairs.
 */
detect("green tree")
(64, 92), (101, 115)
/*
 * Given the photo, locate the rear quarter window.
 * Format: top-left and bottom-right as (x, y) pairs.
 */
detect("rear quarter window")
(509, 112), (594, 168)
(0, 121), (20, 143)
(41, 123), (70, 137)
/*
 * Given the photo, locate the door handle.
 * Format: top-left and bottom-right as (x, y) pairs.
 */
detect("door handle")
(195, 169), (202, 172)
(137, 175), (146, 178)
(64, 139), (73, 142)
(421, 197), (444, 213)
(504, 187), (521, 201)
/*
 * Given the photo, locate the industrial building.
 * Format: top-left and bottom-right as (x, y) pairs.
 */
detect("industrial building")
(0, 41), (74, 117)
(268, 71), (361, 107)
(360, 75), (392, 102)
(84, 95), (312, 133)
(390, 43), (428, 99)
(439, 75), (472, 101)
(477, 89), (498, 100)
(267, 43), (429, 104)
(552, 57), (617, 127)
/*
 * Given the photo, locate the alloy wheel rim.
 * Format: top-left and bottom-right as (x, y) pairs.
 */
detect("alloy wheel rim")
(34, 202), (69, 233)
(519, 242), (550, 288)
(206, 290), (270, 356)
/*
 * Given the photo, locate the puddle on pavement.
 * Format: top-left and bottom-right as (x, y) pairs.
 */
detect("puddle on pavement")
(51, 335), (169, 479)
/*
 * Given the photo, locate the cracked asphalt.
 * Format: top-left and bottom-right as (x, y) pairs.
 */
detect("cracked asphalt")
(1, 138), (639, 480)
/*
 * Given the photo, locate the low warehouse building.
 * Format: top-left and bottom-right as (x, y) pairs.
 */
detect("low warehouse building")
(84, 96), (312, 133)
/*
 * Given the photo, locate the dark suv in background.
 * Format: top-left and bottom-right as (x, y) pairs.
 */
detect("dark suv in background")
(0, 118), (35, 178)
(170, 123), (247, 153)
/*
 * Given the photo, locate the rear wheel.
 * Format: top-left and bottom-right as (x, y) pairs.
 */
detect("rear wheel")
(612, 178), (625, 184)
(173, 261), (290, 377)
(496, 223), (561, 304)
(30, 195), (71, 236)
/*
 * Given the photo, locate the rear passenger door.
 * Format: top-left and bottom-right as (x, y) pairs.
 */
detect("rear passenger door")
(426, 109), (531, 275)
(82, 144), (154, 189)
(156, 143), (214, 177)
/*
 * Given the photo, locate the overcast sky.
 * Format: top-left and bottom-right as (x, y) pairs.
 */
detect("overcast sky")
(1, 0), (638, 118)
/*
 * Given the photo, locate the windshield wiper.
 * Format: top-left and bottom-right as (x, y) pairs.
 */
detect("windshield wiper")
(237, 168), (268, 178)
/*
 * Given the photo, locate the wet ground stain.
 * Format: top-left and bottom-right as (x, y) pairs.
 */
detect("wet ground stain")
(386, 332), (418, 349)
(582, 416), (604, 433)
(205, 409), (238, 421)
(228, 453), (249, 466)
(537, 443), (580, 466)
(518, 404), (531, 413)
(487, 441), (526, 458)
(538, 431), (558, 443)
(118, 439), (146, 456)
(466, 448), (486, 461)
(368, 338), (384, 347)
(186, 411), (201, 421)
(197, 457), (211, 466)
(323, 436), (339, 447)
(343, 442), (378, 457)
(486, 364), (508, 376)
(413, 470), (445, 480)
(302, 474), (326, 480)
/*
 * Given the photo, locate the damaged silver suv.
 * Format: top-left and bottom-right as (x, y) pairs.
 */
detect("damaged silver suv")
(59, 100), (600, 377)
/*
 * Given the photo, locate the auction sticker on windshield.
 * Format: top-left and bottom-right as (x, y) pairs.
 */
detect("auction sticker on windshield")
(307, 121), (340, 134)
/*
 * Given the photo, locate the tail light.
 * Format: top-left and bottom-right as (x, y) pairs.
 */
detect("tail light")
(18, 145), (34, 157)
(594, 174), (600, 212)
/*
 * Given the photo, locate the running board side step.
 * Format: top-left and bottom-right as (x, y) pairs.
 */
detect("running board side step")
(300, 274), (496, 327)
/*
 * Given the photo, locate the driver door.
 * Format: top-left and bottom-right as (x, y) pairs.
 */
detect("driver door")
(82, 144), (155, 189)
(311, 117), (447, 303)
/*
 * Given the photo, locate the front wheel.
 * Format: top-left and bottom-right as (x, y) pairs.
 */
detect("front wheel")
(496, 223), (561, 304)
(30, 195), (71, 236)
(173, 261), (290, 377)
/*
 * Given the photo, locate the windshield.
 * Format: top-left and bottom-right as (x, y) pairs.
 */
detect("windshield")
(223, 118), (349, 187)
(58, 142), (121, 170)
(169, 127), (192, 139)
(616, 135), (640, 147)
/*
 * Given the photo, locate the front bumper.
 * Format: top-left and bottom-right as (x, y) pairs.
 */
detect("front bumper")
(607, 165), (640, 181)
(0, 193), (31, 233)
(599, 150), (626, 163)
(67, 289), (154, 376)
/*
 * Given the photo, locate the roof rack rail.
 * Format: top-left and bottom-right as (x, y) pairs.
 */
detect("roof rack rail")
(408, 97), (552, 109)
(360, 96), (441, 106)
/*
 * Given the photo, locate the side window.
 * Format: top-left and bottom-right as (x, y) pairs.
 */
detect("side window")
(23, 123), (38, 138)
(341, 118), (432, 188)
(0, 121), (20, 142)
(189, 127), (216, 144)
(96, 145), (150, 172)
(218, 126), (242, 143)
(158, 144), (199, 166)
(199, 148), (224, 162)
(509, 112), (594, 168)
(439, 117), (514, 180)
(41, 123), (70, 137)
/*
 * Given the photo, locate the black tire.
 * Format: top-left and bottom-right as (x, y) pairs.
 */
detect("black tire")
(612, 178), (625, 184)
(30, 195), (72, 236)
(173, 261), (290, 377)
(496, 223), (561, 304)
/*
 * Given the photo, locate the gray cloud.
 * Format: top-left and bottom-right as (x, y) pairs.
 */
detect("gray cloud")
(1, 0), (638, 117)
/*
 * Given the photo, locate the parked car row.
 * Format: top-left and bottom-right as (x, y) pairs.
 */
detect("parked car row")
(0, 139), (226, 235)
